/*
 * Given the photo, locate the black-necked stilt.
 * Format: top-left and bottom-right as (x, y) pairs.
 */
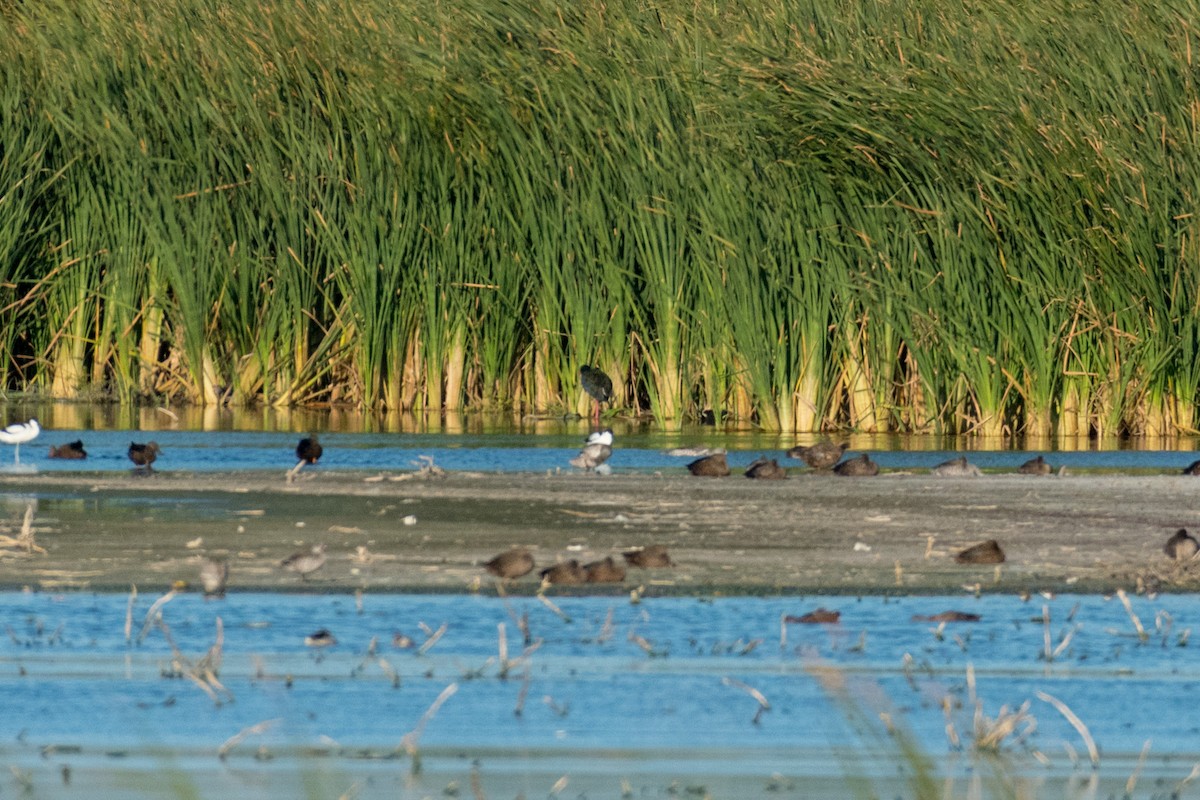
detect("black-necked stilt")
(0, 419), (39, 465)
(570, 429), (613, 472)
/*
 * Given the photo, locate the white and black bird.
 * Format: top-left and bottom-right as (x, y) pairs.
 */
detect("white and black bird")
(0, 419), (40, 465)
(570, 429), (613, 473)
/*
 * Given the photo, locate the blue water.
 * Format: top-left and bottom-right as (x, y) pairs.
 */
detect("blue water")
(10, 427), (1200, 474)
(1, 591), (1195, 758)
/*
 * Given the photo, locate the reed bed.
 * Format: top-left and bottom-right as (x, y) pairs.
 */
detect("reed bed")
(3, 0), (1199, 435)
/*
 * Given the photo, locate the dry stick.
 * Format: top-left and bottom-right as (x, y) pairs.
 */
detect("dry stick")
(218, 719), (282, 760)
(1175, 764), (1200, 795)
(1042, 605), (1052, 661)
(417, 623), (447, 656)
(1126, 740), (1152, 796)
(595, 608), (614, 643)
(285, 460), (306, 483)
(514, 666), (532, 716)
(779, 613), (788, 650)
(1036, 690), (1099, 767)
(722, 676), (770, 724)
(124, 585), (137, 644)
(137, 590), (178, 644)
(1116, 589), (1148, 642)
(537, 593), (571, 623)
(399, 683), (459, 756)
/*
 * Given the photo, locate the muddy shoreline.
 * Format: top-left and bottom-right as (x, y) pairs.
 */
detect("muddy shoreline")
(0, 470), (1197, 595)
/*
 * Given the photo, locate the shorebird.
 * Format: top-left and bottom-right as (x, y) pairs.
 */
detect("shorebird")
(484, 547), (535, 581)
(687, 452), (730, 477)
(833, 453), (879, 476)
(931, 456), (982, 477)
(48, 439), (87, 459)
(0, 419), (39, 465)
(1182, 460), (1200, 476)
(287, 434), (323, 481)
(1018, 455), (1052, 475)
(570, 429), (613, 472)
(199, 557), (229, 598)
(579, 365), (613, 423)
(281, 543), (327, 581)
(583, 556), (626, 583)
(744, 457), (787, 480)
(128, 441), (161, 472)
(786, 440), (848, 470)
(540, 559), (587, 585)
(622, 545), (674, 568)
(1164, 529), (1199, 561)
(304, 629), (337, 647)
(954, 539), (1006, 564)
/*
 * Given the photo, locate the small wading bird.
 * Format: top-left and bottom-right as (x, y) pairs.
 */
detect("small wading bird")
(0, 418), (39, 465)
(786, 440), (848, 470)
(833, 453), (879, 477)
(570, 429), (613, 473)
(687, 451), (730, 477)
(744, 457), (787, 480)
(1164, 529), (1199, 561)
(287, 434), (323, 482)
(48, 440), (87, 459)
(931, 456), (982, 477)
(281, 542), (327, 581)
(484, 547), (535, 581)
(1018, 455), (1052, 475)
(579, 365), (613, 423)
(128, 441), (161, 472)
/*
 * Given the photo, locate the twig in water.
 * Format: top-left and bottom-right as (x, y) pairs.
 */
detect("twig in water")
(1126, 740), (1151, 796)
(1116, 589), (1148, 642)
(399, 683), (459, 762)
(1175, 763), (1200, 795)
(1036, 690), (1099, 767)
(596, 608), (614, 644)
(514, 667), (531, 716)
(779, 613), (787, 650)
(417, 623), (447, 656)
(218, 719), (281, 760)
(537, 593), (572, 623)
(722, 676), (770, 724)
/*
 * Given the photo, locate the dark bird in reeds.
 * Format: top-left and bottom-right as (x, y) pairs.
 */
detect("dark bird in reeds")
(579, 365), (614, 423)
(744, 456), (787, 480)
(911, 611), (982, 622)
(1164, 529), (1199, 561)
(931, 456), (982, 477)
(785, 608), (841, 624)
(48, 440), (87, 459)
(786, 440), (848, 470)
(304, 629), (337, 647)
(484, 547), (535, 580)
(955, 539), (1006, 564)
(1018, 455), (1052, 475)
(128, 441), (161, 472)
(540, 559), (587, 585)
(281, 543), (327, 580)
(297, 435), (323, 464)
(570, 429), (613, 472)
(687, 451), (730, 477)
(1183, 460), (1200, 476)
(584, 556), (626, 583)
(833, 453), (878, 477)
(199, 557), (229, 598)
(623, 545), (674, 568)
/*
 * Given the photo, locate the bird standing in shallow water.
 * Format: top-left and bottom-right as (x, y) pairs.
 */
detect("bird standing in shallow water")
(288, 435), (323, 482)
(570, 429), (613, 472)
(281, 543), (327, 581)
(48, 440), (87, 459)
(0, 419), (39, 465)
(687, 452), (730, 477)
(484, 548), (535, 581)
(128, 441), (161, 472)
(579, 365), (613, 423)
(786, 440), (847, 470)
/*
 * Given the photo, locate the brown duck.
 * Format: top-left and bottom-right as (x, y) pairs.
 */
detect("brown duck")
(1183, 460), (1200, 476)
(48, 440), (87, 459)
(786, 440), (848, 470)
(744, 457), (787, 480)
(623, 545), (674, 568)
(954, 539), (1006, 564)
(540, 559), (587, 585)
(687, 452), (730, 477)
(785, 608), (841, 624)
(128, 441), (161, 471)
(484, 547), (535, 580)
(1164, 529), (1199, 561)
(833, 453), (878, 477)
(1018, 455), (1051, 475)
(281, 543), (327, 580)
(584, 556), (626, 583)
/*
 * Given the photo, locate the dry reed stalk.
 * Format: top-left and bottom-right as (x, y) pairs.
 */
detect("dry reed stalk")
(136, 589), (177, 643)
(417, 622), (447, 655)
(722, 676), (771, 724)
(1036, 690), (1099, 766)
(1126, 740), (1151, 795)
(399, 683), (459, 756)
(124, 584), (137, 644)
(218, 719), (281, 760)
(1116, 589), (1148, 641)
(536, 593), (571, 623)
